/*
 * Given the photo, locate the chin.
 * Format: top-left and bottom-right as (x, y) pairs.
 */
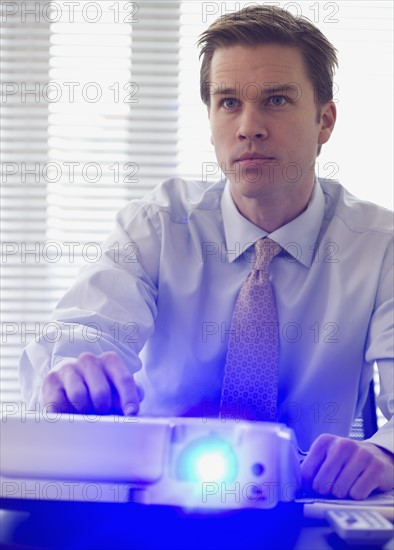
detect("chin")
(233, 179), (276, 199)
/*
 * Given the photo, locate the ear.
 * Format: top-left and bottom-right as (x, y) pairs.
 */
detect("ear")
(318, 101), (337, 146)
(207, 105), (214, 146)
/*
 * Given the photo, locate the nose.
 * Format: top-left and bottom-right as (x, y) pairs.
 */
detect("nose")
(236, 106), (268, 141)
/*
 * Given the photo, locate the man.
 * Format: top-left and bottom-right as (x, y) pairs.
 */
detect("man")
(20, 6), (393, 499)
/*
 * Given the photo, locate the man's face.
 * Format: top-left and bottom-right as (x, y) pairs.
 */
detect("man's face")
(208, 44), (335, 208)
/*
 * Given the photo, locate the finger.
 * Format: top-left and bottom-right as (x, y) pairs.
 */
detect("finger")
(100, 352), (140, 415)
(348, 469), (377, 500)
(76, 353), (113, 414)
(330, 449), (371, 499)
(312, 439), (358, 496)
(42, 371), (61, 407)
(42, 370), (76, 414)
(136, 383), (144, 403)
(301, 434), (336, 483)
(348, 453), (389, 500)
(61, 367), (93, 413)
(45, 388), (74, 414)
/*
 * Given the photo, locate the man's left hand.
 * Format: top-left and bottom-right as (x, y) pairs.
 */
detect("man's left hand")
(300, 434), (394, 499)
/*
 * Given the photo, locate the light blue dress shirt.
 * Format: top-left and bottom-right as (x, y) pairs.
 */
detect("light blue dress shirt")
(19, 177), (393, 452)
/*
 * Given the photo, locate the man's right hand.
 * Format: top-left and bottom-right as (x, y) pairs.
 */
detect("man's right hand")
(42, 351), (143, 416)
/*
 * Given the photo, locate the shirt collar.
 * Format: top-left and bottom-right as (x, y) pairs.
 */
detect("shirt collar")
(220, 178), (326, 267)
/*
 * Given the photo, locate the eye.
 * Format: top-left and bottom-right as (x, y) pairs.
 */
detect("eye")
(268, 95), (287, 106)
(221, 98), (240, 110)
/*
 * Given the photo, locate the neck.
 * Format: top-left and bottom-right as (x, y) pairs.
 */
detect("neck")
(230, 181), (315, 232)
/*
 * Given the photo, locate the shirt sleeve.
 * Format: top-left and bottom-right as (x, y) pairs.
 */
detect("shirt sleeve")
(19, 202), (160, 409)
(364, 237), (394, 454)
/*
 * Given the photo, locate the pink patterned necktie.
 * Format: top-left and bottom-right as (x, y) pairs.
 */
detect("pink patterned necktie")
(220, 237), (282, 422)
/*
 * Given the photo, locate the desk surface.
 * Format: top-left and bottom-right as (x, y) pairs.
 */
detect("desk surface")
(0, 498), (313, 550)
(1, 498), (393, 550)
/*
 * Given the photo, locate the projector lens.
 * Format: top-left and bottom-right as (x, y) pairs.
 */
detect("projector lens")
(176, 436), (238, 483)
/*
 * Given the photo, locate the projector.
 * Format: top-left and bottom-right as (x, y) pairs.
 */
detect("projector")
(0, 411), (301, 510)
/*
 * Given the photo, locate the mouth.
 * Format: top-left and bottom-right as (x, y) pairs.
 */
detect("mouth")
(235, 153), (275, 163)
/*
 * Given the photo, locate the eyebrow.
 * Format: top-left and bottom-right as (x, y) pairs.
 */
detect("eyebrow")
(211, 84), (300, 96)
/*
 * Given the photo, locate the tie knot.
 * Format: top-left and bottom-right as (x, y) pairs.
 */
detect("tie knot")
(254, 238), (281, 271)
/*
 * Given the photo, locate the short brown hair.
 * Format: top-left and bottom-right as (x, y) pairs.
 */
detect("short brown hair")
(197, 5), (338, 109)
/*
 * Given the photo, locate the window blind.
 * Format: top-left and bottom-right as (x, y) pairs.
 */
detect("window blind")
(1, 1), (51, 404)
(1, 0), (180, 403)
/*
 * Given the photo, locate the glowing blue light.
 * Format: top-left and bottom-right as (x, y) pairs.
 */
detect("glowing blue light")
(176, 436), (238, 483)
